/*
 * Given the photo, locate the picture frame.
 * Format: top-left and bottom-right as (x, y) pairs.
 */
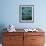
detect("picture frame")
(19, 5), (34, 23)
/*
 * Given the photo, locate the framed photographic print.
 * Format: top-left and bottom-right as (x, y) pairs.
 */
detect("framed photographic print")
(19, 5), (34, 23)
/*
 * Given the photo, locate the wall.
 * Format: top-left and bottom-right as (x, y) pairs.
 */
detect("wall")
(0, 0), (46, 45)
(0, 0), (46, 29)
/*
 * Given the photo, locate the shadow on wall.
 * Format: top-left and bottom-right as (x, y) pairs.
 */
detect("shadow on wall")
(0, 24), (7, 43)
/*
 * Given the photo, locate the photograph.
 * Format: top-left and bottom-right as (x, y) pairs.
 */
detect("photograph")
(19, 5), (34, 23)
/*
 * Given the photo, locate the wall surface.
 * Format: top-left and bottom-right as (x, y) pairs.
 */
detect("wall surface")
(0, 0), (46, 45)
(0, 0), (46, 29)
